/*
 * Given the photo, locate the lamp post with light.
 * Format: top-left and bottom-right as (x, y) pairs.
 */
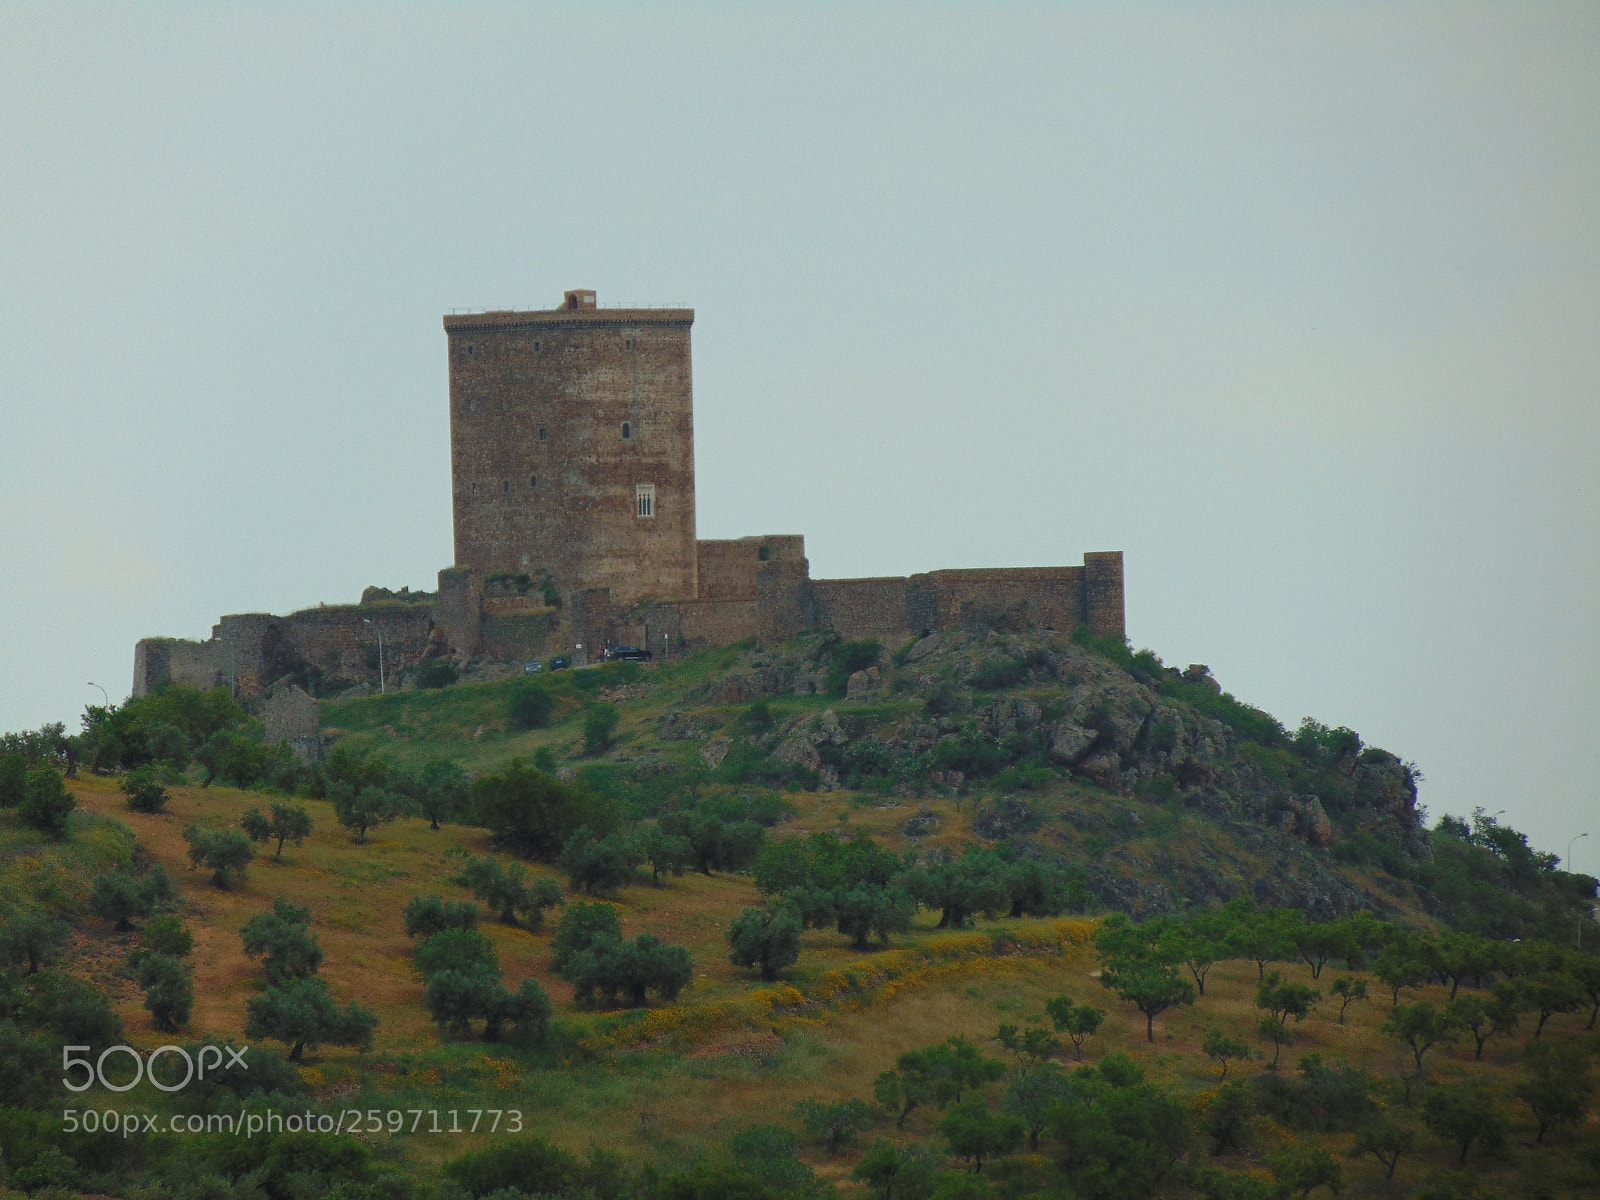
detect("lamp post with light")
(86, 682), (109, 707)
(1568, 832), (1590, 948)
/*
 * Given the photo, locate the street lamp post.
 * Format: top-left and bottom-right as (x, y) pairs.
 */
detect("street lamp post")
(86, 682), (109, 707)
(363, 619), (386, 694)
(1568, 832), (1590, 948)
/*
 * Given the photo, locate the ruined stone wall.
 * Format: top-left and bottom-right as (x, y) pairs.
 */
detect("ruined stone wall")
(282, 604), (434, 685)
(1083, 551), (1126, 638)
(133, 637), (227, 698)
(479, 610), (564, 664)
(445, 294), (698, 606)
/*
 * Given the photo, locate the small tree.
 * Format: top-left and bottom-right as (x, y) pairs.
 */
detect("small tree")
(1381, 1001), (1459, 1074)
(875, 1057), (935, 1129)
(453, 854), (563, 928)
(1374, 943), (1426, 1006)
(414, 928), (500, 981)
(559, 826), (644, 896)
(1266, 1144), (1341, 1198)
(404, 894), (480, 938)
(551, 901), (622, 971)
(853, 1139), (935, 1200)
(1423, 1084), (1507, 1164)
(408, 759), (469, 831)
(1446, 988), (1521, 1060)
(1202, 1028), (1251, 1080)
(639, 825), (693, 885)
(1206, 1080), (1256, 1156)
(184, 825), (255, 888)
(1349, 1118), (1414, 1180)
(90, 871), (154, 932)
(996, 1024), (1061, 1065)
(1001, 1063), (1070, 1150)
(19, 766), (74, 837)
(241, 897), (323, 984)
(0, 908), (71, 973)
(1256, 972), (1321, 1029)
(138, 913), (194, 960)
(1515, 1037), (1594, 1144)
(334, 785), (409, 844)
(1328, 977), (1366, 1024)
(242, 802), (313, 860)
(796, 1097), (876, 1156)
(245, 976), (378, 1062)
(728, 905), (802, 980)
(137, 954), (193, 1032)
(582, 703), (620, 756)
(1045, 992), (1105, 1060)
(1257, 1015), (1296, 1071)
(1520, 968), (1585, 1038)
(0, 750), (26, 807)
(1100, 959), (1196, 1043)
(939, 1099), (1024, 1172)
(121, 764), (169, 813)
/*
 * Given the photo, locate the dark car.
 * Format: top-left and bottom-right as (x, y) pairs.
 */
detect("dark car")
(548, 655), (571, 670)
(604, 645), (653, 662)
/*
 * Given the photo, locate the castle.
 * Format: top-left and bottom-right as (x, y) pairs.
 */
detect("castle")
(134, 290), (1124, 699)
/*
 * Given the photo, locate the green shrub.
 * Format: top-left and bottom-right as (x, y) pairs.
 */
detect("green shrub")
(19, 766), (74, 837)
(508, 682), (556, 729)
(582, 703), (620, 756)
(971, 657), (1027, 690)
(826, 640), (882, 695)
(416, 659), (459, 689)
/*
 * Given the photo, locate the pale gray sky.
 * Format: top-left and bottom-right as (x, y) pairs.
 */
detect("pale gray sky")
(2, 4), (1596, 869)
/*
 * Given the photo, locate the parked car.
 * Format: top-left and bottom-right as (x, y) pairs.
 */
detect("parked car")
(523, 660), (543, 674)
(548, 655), (571, 671)
(604, 645), (653, 662)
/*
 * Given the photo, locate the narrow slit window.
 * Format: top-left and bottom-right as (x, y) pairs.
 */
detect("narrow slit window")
(538, 426), (548, 441)
(533, 340), (542, 353)
(529, 474), (537, 489)
(635, 484), (655, 519)
(620, 421), (632, 441)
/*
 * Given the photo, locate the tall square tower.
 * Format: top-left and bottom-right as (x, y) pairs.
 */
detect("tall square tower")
(444, 291), (698, 606)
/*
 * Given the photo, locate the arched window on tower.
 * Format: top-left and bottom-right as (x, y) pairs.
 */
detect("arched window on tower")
(635, 484), (655, 519)
(620, 421), (632, 441)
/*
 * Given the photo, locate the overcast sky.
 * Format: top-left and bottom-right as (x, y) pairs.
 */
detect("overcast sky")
(2, 3), (1595, 869)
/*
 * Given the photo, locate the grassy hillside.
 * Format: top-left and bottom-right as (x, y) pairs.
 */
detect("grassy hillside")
(3, 632), (1596, 1199)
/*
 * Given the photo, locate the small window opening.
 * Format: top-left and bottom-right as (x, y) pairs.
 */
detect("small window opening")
(529, 475), (537, 489)
(471, 482), (479, 495)
(533, 340), (542, 353)
(635, 483), (655, 519)
(621, 421), (632, 441)
(758, 544), (770, 561)
(625, 336), (638, 351)
(502, 480), (510, 494)
(538, 426), (548, 441)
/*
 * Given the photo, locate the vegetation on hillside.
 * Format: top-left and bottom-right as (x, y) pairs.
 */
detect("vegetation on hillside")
(2, 630), (1596, 1198)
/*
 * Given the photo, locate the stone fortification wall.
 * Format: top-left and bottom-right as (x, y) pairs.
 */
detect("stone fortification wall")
(479, 610), (563, 664)
(445, 293), (698, 606)
(696, 535), (807, 601)
(810, 577), (912, 644)
(135, 597), (437, 700)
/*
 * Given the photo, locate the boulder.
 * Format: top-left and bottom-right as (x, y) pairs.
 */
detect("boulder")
(699, 738), (731, 769)
(1048, 720), (1097, 765)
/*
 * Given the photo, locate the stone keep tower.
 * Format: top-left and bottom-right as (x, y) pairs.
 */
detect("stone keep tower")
(444, 290), (697, 606)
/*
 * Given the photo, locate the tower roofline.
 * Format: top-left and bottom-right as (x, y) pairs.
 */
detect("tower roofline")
(444, 309), (694, 333)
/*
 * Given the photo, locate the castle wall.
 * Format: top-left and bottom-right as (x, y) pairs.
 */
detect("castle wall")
(810, 577), (910, 645)
(696, 535), (807, 601)
(445, 296), (698, 606)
